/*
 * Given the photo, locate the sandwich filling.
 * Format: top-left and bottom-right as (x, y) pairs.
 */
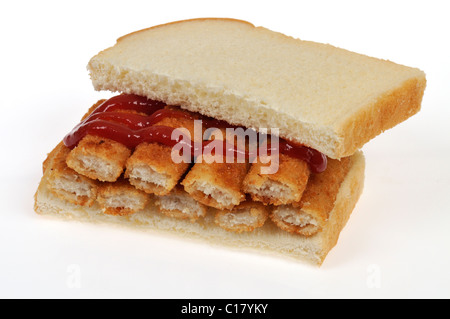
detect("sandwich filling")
(63, 94), (327, 173)
(42, 94), (352, 237)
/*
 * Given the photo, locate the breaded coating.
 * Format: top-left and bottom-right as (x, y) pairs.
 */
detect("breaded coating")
(44, 142), (99, 207)
(43, 141), (64, 174)
(154, 109), (199, 139)
(125, 142), (190, 195)
(295, 156), (352, 217)
(155, 186), (207, 222)
(270, 206), (320, 237)
(42, 102), (107, 206)
(270, 156), (353, 236)
(43, 100), (106, 174)
(64, 99), (142, 183)
(66, 135), (131, 182)
(181, 127), (250, 210)
(97, 178), (149, 216)
(214, 199), (269, 233)
(182, 160), (249, 210)
(243, 153), (310, 205)
(124, 113), (197, 195)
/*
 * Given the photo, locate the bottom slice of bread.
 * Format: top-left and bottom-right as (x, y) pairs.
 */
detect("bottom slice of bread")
(34, 151), (365, 265)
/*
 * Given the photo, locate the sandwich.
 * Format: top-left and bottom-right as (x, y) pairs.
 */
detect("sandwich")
(34, 18), (426, 265)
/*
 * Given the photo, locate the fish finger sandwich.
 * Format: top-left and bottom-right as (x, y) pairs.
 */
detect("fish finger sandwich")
(34, 18), (426, 265)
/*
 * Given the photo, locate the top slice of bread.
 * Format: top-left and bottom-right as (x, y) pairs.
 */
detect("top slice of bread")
(87, 18), (426, 159)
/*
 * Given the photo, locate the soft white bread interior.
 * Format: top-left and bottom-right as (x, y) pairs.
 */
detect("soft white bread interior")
(88, 18), (426, 159)
(35, 151), (365, 265)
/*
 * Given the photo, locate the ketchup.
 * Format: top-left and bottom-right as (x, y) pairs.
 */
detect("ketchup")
(63, 94), (327, 173)
(90, 94), (165, 115)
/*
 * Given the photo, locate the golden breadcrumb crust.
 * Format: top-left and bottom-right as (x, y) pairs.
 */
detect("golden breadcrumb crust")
(181, 161), (250, 210)
(45, 142), (99, 206)
(157, 106), (201, 138)
(269, 210), (321, 237)
(97, 178), (149, 216)
(269, 212), (319, 237)
(214, 199), (269, 233)
(123, 107), (200, 195)
(268, 156), (353, 236)
(66, 135), (131, 182)
(155, 187), (207, 223)
(295, 156), (353, 223)
(125, 142), (190, 195)
(243, 154), (310, 205)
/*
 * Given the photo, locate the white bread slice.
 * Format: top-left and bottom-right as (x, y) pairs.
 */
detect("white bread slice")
(88, 18), (426, 159)
(34, 151), (365, 266)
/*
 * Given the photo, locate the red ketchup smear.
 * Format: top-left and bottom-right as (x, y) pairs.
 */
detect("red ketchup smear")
(63, 94), (327, 173)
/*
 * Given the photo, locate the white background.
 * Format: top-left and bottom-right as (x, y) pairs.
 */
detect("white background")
(1, 0), (449, 298)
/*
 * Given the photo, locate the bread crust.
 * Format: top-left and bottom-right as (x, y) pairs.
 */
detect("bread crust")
(116, 18), (254, 43)
(319, 152), (365, 260)
(337, 77), (426, 157)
